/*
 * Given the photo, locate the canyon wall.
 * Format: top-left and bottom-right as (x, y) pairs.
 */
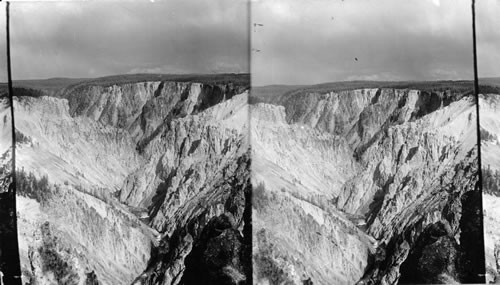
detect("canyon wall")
(6, 78), (251, 285)
(252, 87), (483, 284)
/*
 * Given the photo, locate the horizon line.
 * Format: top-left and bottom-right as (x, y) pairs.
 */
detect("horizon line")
(0, 74), (499, 87)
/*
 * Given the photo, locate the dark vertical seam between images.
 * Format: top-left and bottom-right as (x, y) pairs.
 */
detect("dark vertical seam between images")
(472, 0), (486, 281)
(472, 0), (482, 203)
(247, 0), (253, 283)
(6, 2), (15, 191)
(247, 0), (252, 158)
(5, 1), (22, 284)
(248, 0), (253, 152)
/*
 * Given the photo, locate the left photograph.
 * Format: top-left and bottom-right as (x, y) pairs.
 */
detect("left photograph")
(6, 1), (251, 284)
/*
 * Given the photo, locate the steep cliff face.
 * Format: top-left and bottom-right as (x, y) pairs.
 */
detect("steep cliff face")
(480, 93), (500, 283)
(62, 81), (247, 145)
(252, 87), (482, 284)
(0, 99), (12, 156)
(252, 103), (370, 285)
(10, 77), (250, 285)
(480, 94), (500, 171)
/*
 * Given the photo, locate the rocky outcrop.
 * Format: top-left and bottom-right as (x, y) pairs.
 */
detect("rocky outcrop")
(252, 87), (483, 284)
(9, 77), (250, 284)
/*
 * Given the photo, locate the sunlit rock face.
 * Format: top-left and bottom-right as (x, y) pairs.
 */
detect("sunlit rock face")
(480, 93), (500, 283)
(6, 77), (251, 285)
(252, 87), (483, 285)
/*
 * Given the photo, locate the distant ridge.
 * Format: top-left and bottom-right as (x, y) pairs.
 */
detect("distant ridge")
(480, 77), (500, 87)
(252, 79), (500, 105)
(60, 73), (250, 89)
(0, 73), (250, 97)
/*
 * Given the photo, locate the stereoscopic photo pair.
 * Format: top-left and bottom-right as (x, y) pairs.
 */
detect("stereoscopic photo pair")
(0, 0), (499, 284)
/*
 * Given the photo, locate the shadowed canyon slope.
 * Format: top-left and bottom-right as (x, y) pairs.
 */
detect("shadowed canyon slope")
(252, 83), (483, 285)
(1, 74), (251, 284)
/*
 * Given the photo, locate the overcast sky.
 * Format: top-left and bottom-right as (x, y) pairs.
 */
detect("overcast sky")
(0, 0), (499, 83)
(4, 0), (249, 80)
(477, 0), (500, 79)
(0, 2), (6, 82)
(252, 0), (500, 86)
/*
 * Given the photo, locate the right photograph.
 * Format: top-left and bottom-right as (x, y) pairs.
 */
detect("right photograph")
(477, 0), (500, 283)
(250, 0), (484, 284)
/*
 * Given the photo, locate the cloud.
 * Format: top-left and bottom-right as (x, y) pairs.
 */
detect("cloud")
(346, 72), (406, 82)
(266, 1), (295, 20)
(430, 0), (441, 7)
(126, 64), (192, 75)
